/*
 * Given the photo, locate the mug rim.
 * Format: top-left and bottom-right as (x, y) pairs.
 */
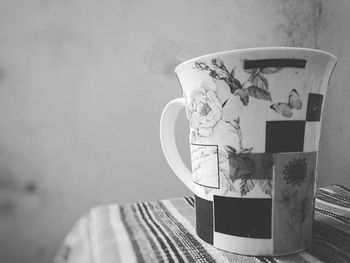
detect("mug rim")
(174, 47), (337, 74)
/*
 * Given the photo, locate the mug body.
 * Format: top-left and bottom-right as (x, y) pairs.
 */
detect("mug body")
(175, 47), (336, 255)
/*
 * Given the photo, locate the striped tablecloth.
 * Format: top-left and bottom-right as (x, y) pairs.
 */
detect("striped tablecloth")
(55, 185), (350, 263)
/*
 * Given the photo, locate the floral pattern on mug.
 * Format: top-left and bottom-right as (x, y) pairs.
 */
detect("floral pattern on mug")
(194, 59), (277, 106)
(188, 81), (222, 138)
(283, 158), (308, 186)
(276, 170), (315, 250)
(194, 58), (303, 116)
(194, 116), (273, 198)
(220, 146), (273, 197)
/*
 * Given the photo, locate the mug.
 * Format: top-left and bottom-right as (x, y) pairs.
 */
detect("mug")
(160, 47), (336, 256)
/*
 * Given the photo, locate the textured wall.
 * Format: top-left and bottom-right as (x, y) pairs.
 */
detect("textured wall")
(0, 0), (348, 262)
(316, 0), (350, 189)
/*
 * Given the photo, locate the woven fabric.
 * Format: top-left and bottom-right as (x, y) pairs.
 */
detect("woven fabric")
(55, 185), (350, 263)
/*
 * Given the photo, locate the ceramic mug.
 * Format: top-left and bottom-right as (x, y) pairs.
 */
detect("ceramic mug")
(160, 47), (336, 256)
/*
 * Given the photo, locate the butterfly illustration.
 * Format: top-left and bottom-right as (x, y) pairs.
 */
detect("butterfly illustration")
(270, 89), (302, 118)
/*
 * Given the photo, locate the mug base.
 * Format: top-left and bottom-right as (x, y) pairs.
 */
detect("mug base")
(214, 245), (308, 257)
(198, 233), (309, 256)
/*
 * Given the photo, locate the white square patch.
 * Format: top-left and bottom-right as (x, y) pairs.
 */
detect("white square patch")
(304, 122), (321, 152)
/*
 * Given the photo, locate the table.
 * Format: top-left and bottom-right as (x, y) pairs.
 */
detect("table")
(55, 185), (350, 263)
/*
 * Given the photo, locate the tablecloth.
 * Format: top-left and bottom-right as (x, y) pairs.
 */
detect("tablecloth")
(55, 185), (350, 263)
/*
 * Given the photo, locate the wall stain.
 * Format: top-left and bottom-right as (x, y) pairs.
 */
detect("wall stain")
(142, 38), (185, 76)
(313, 0), (323, 49)
(0, 166), (18, 191)
(0, 159), (18, 216)
(0, 199), (15, 215)
(36, 246), (47, 259)
(277, 0), (319, 48)
(0, 156), (42, 219)
(25, 182), (37, 194)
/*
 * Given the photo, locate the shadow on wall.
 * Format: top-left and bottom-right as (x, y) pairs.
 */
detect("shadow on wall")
(0, 148), (46, 261)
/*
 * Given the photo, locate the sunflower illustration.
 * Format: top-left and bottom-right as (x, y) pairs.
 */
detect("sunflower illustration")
(282, 158), (308, 186)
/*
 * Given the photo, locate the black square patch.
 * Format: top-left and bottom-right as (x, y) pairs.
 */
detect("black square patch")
(195, 195), (213, 244)
(265, 121), (305, 153)
(306, 93), (323, 121)
(214, 195), (271, 238)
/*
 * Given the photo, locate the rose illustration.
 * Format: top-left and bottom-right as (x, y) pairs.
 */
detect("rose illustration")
(189, 82), (222, 138)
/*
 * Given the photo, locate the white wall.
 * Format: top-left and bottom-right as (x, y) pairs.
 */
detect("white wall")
(0, 0), (348, 262)
(316, 0), (350, 188)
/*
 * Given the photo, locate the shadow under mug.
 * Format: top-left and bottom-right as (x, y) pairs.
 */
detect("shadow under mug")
(160, 47), (336, 256)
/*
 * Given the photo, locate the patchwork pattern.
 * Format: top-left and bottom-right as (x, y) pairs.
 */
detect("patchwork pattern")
(213, 233), (273, 256)
(179, 52), (334, 255)
(214, 195), (272, 238)
(304, 122), (321, 152)
(265, 121), (305, 153)
(228, 153), (274, 180)
(306, 93), (324, 121)
(187, 60), (326, 255)
(193, 151), (319, 255)
(273, 152), (317, 254)
(193, 149), (274, 201)
(195, 195), (213, 244)
(244, 59), (307, 69)
(264, 92), (324, 153)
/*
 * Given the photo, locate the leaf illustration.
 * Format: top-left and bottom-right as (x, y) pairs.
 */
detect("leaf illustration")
(240, 147), (253, 154)
(259, 67), (282, 74)
(220, 173), (237, 192)
(233, 117), (240, 126)
(225, 145), (237, 157)
(244, 68), (258, 75)
(240, 177), (255, 196)
(220, 168), (237, 192)
(234, 88), (249, 105)
(225, 77), (243, 93)
(229, 167), (240, 183)
(228, 154), (256, 182)
(216, 69), (230, 79)
(247, 85), (272, 101)
(209, 70), (219, 79)
(230, 67), (235, 78)
(258, 179), (273, 197)
(249, 73), (268, 91)
(212, 58), (224, 69)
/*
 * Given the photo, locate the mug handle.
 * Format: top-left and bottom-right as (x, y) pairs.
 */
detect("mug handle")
(160, 98), (194, 192)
